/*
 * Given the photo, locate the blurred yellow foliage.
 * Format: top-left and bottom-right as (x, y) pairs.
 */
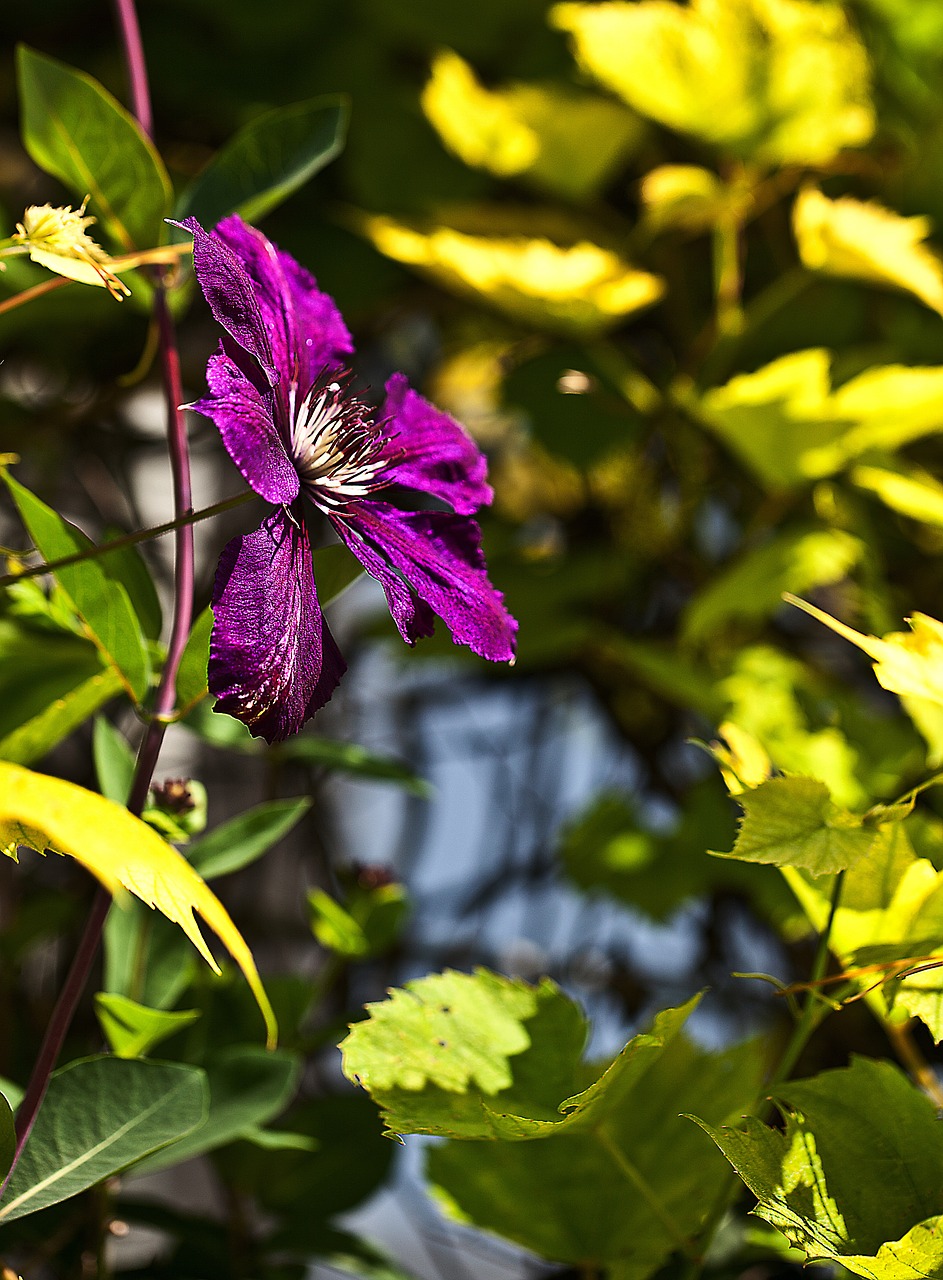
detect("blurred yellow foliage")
(552, 0), (873, 166)
(699, 349), (943, 489)
(422, 50), (642, 199)
(850, 460), (943, 529)
(794, 187), (943, 314)
(640, 165), (749, 234)
(359, 214), (664, 335)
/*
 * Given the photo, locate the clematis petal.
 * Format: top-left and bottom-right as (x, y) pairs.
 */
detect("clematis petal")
(172, 217), (276, 381)
(213, 216), (353, 389)
(210, 509), (346, 743)
(190, 349), (300, 504)
(378, 373), (492, 515)
(332, 500), (517, 661)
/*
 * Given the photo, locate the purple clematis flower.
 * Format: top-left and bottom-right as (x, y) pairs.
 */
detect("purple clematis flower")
(176, 215), (517, 743)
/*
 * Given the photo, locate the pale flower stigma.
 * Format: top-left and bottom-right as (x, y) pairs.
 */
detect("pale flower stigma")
(1, 198), (131, 300)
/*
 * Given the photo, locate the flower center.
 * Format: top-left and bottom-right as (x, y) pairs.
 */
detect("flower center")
(288, 371), (390, 507)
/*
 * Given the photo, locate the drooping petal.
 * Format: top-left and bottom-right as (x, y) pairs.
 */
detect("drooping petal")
(332, 500), (517, 661)
(213, 216), (353, 390)
(209, 509), (346, 743)
(171, 217), (276, 381)
(190, 349), (300, 504)
(378, 373), (492, 515)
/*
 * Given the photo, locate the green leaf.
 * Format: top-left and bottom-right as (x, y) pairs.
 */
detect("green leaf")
(0, 1093), (13, 1181)
(694, 1056), (943, 1277)
(174, 604), (214, 715)
(3, 471), (151, 703)
(100, 528), (163, 642)
(309, 889), (371, 957)
(0, 1057), (207, 1222)
(0, 617), (123, 765)
(133, 1046), (301, 1174)
(313, 544), (364, 606)
(341, 968), (542, 1105)
(16, 45), (172, 251)
(92, 715), (135, 804)
(714, 775), (897, 875)
(103, 898), (197, 1011)
(681, 527), (864, 646)
(177, 96), (348, 228)
(429, 1028), (764, 1271)
(186, 798), (312, 880)
(94, 992), (200, 1059)
(274, 736), (430, 795)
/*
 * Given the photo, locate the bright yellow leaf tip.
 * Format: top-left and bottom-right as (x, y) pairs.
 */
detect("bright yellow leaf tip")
(794, 187), (943, 316)
(785, 594), (943, 706)
(0, 761), (277, 1048)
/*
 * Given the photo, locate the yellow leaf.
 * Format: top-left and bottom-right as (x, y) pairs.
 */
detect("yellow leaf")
(640, 165), (746, 234)
(421, 50), (641, 199)
(712, 722), (773, 794)
(794, 186), (943, 315)
(851, 460), (943, 529)
(698, 350), (943, 489)
(786, 596), (943, 765)
(0, 761), (276, 1048)
(359, 214), (664, 336)
(551, 0), (873, 166)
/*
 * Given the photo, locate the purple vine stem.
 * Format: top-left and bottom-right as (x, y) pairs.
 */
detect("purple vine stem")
(1, 0), (195, 1189)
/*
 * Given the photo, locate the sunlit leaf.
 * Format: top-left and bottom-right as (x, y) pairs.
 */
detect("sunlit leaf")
(682, 527), (863, 645)
(358, 214), (664, 336)
(851, 459), (943, 528)
(697, 351), (943, 489)
(174, 604), (214, 715)
(714, 775), (901, 875)
(94, 992), (200, 1059)
(0, 761), (276, 1047)
(177, 96), (349, 228)
(422, 50), (640, 199)
(694, 1057), (943, 1278)
(640, 164), (746, 234)
(794, 186), (943, 315)
(0, 1057), (206, 1222)
(16, 46), (171, 251)
(551, 0), (873, 166)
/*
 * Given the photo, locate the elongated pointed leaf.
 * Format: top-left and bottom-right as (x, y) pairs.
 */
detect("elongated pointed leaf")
(0, 1057), (207, 1222)
(0, 761), (276, 1047)
(177, 96), (348, 228)
(94, 992), (200, 1059)
(186, 798), (311, 880)
(17, 45), (171, 250)
(3, 471), (150, 703)
(92, 716), (135, 804)
(0, 1094), (13, 1182)
(133, 1046), (301, 1174)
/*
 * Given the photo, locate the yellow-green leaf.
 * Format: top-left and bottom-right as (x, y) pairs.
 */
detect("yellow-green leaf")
(0, 761), (276, 1047)
(697, 351), (943, 489)
(358, 214), (664, 336)
(794, 187), (943, 315)
(551, 0), (873, 166)
(422, 50), (641, 199)
(640, 165), (746, 235)
(851, 460), (943, 528)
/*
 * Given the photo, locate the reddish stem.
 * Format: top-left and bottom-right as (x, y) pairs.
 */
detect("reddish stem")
(1, 0), (195, 1195)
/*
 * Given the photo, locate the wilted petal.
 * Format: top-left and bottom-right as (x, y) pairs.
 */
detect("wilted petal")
(378, 373), (492, 515)
(333, 500), (517, 661)
(210, 509), (346, 742)
(172, 217), (275, 380)
(190, 350), (299, 504)
(213, 215), (353, 388)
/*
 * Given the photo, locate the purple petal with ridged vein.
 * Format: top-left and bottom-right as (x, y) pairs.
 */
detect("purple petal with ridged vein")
(213, 215), (353, 390)
(210, 509), (346, 743)
(378, 373), (492, 515)
(331, 500), (517, 661)
(190, 350), (299, 504)
(171, 217), (275, 381)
